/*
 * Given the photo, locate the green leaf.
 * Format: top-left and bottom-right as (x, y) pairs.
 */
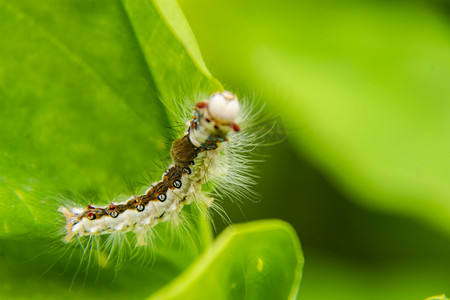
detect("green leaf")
(121, 0), (221, 109)
(0, 0), (219, 298)
(0, 0), (219, 237)
(0, 230), (202, 300)
(149, 220), (304, 300)
(0, 1), (301, 299)
(179, 0), (450, 236)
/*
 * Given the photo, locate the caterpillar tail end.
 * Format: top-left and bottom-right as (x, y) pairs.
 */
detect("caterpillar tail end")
(58, 207), (77, 243)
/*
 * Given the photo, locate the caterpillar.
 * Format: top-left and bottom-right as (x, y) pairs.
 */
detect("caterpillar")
(58, 91), (253, 249)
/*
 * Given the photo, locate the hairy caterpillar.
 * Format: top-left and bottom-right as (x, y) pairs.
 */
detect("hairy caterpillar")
(58, 91), (255, 251)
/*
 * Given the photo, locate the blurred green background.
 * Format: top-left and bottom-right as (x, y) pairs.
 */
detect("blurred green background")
(178, 0), (450, 299)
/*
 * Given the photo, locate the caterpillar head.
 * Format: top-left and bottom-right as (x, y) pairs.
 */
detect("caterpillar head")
(189, 91), (241, 148)
(208, 91), (240, 125)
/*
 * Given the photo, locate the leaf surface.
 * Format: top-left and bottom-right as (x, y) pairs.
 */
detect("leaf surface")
(149, 220), (304, 300)
(0, 0), (219, 298)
